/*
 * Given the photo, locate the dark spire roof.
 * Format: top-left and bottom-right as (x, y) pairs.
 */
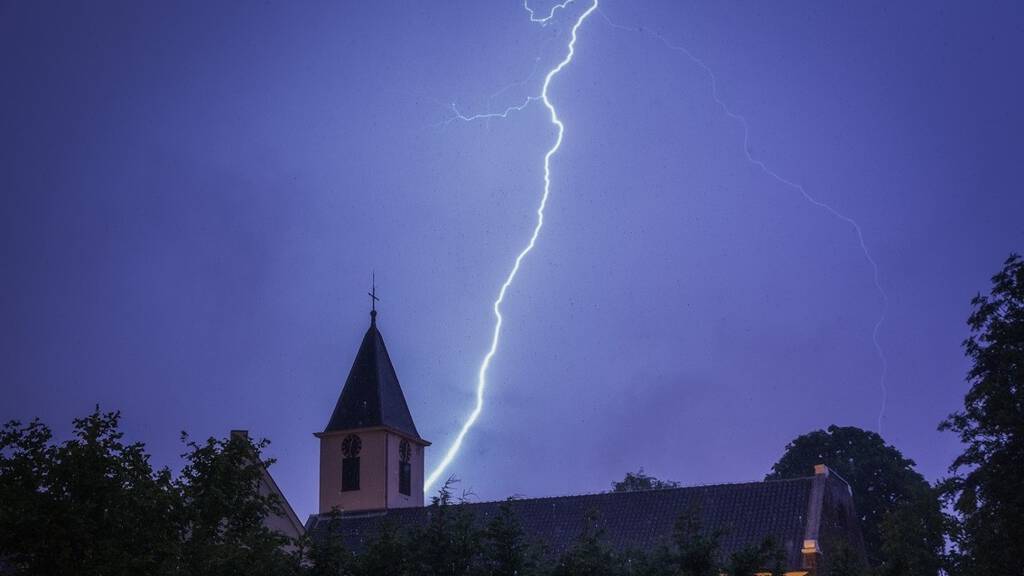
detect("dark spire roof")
(324, 312), (422, 439)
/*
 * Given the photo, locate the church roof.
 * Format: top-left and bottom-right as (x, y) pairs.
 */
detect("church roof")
(307, 468), (866, 573)
(323, 312), (421, 440)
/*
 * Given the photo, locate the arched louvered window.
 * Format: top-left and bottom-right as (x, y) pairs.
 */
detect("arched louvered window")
(399, 439), (412, 496)
(341, 434), (361, 491)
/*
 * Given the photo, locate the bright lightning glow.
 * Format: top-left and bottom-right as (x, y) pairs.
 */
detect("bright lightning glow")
(444, 96), (538, 126)
(524, 0), (576, 25)
(425, 0), (599, 494)
(599, 10), (890, 434)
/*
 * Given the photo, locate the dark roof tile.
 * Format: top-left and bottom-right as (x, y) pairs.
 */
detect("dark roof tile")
(324, 314), (420, 439)
(310, 477), (823, 569)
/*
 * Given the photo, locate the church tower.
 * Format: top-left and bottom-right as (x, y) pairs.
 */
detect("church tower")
(315, 307), (429, 513)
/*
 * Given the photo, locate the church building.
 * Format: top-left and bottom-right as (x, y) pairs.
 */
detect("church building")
(303, 309), (867, 575)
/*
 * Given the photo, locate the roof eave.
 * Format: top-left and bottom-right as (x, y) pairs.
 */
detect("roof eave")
(315, 425), (431, 446)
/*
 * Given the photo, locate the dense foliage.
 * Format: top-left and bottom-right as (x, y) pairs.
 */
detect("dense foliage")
(940, 253), (1024, 576)
(0, 410), (179, 576)
(766, 425), (944, 575)
(610, 468), (680, 492)
(0, 409), (296, 576)
(0, 415), (790, 575)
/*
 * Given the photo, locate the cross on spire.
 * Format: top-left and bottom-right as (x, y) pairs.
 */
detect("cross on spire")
(368, 272), (380, 322)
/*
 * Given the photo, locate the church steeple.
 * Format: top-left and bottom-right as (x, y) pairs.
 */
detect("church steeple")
(316, 299), (429, 513)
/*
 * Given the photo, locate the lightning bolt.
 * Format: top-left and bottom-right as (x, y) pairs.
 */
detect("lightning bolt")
(524, 0), (576, 25)
(425, 0), (599, 494)
(444, 96), (538, 126)
(598, 10), (890, 434)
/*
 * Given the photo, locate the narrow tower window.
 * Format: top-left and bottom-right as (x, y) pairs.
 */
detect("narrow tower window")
(341, 434), (362, 491)
(399, 439), (412, 496)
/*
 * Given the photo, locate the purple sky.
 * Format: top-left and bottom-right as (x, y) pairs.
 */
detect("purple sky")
(3, 1), (1022, 519)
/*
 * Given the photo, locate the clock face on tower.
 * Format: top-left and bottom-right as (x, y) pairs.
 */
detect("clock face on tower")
(341, 434), (362, 458)
(399, 439), (411, 463)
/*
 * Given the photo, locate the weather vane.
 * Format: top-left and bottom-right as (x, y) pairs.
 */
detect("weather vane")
(368, 272), (380, 316)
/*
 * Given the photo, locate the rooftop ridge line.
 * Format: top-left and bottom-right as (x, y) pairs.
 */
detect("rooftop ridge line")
(312, 474), (818, 516)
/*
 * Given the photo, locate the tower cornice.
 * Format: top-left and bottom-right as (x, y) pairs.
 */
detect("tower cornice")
(315, 425), (431, 446)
